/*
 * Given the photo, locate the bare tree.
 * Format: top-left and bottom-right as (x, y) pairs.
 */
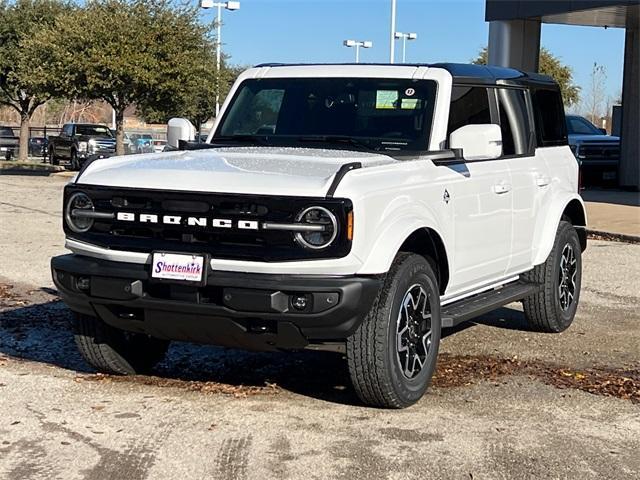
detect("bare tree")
(583, 63), (607, 126)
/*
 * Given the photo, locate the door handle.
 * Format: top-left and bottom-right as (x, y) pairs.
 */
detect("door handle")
(493, 183), (512, 194)
(536, 176), (551, 187)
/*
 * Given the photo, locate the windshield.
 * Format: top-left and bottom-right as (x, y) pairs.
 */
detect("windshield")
(75, 125), (113, 137)
(0, 127), (14, 137)
(215, 78), (437, 151)
(566, 116), (602, 135)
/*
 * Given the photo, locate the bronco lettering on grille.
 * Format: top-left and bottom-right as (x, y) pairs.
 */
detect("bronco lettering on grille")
(115, 212), (259, 230)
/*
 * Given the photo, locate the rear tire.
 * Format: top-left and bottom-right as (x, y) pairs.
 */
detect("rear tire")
(347, 253), (441, 408)
(74, 314), (169, 375)
(522, 221), (582, 332)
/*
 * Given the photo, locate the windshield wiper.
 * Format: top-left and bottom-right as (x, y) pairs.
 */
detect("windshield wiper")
(296, 135), (379, 152)
(212, 135), (271, 146)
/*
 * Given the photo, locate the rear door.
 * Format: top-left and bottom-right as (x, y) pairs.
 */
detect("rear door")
(495, 87), (544, 274)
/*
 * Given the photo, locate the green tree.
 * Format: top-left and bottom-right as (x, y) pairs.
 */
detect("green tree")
(472, 47), (580, 107)
(0, 0), (71, 161)
(26, 0), (217, 155)
(138, 53), (244, 134)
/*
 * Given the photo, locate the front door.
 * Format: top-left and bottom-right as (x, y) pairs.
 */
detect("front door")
(445, 85), (513, 294)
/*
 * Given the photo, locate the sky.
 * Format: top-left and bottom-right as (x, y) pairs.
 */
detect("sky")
(202, 0), (627, 111)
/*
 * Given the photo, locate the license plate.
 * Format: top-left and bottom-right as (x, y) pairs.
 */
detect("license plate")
(151, 252), (205, 283)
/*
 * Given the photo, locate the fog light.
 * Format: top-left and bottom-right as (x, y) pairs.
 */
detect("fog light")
(291, 294), (308, 311)
(76, 276), (91, 291)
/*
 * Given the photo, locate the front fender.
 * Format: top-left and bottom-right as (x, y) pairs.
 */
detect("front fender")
(358, 205), (448, 275)
(532, 193), (587, 266)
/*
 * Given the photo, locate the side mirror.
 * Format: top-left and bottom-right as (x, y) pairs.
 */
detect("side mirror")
(598, 128), (607, 135)
(167, 118), (196, 148)
(449, 124), (503, 161)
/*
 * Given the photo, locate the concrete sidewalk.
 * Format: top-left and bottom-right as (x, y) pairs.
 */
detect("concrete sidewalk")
(582, 189), (640, 239)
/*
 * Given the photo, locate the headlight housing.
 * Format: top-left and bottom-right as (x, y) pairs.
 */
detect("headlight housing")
(65, 192), (95, 232)
(294, 206), (338, 250)
(77, 141), (88, 152)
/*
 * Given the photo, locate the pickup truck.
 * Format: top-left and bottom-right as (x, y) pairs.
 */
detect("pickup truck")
(566, 114), (620, 186)
(52, 63), (587, 408)
(0, 126), (19, 160)
(48, 123), (116, 170)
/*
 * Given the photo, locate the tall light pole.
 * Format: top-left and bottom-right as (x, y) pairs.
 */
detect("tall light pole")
(394, 32), (417, 63)
(200, 0), (240, 117)
(344, 40), (373, 63)
(389, 0), (397, 63)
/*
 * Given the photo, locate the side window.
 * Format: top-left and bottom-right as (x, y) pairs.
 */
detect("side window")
(531, 88), (567, 147)
(447, 86), (492, 137)
(496, 88), (532, 156)
(63, 124), (74, 137)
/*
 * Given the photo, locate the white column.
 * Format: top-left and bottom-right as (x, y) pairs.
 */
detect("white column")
(389, 0), (396, 63)
(488, 19), (541, 72)
(619, 6), (640, 189)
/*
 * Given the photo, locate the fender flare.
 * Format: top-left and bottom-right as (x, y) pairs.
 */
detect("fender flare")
(358, 211), (449, 276)
(532, 193), (587, 266)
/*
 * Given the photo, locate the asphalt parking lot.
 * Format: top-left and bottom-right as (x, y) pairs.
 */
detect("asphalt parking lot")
(1, 175), (639, 480)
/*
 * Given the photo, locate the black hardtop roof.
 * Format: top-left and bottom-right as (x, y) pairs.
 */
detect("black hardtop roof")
(253, 62), (557, 87)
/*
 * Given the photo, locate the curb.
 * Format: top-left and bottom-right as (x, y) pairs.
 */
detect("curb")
(0, 162), (65, 176)
(587, 229), (640, 245)
(51, 171), (76, 178)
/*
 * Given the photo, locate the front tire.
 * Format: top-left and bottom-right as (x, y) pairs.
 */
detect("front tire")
(347, 253), (441, 408)
(74, 314), (169, 375)
(49, 147), (59, 165)
(69, 150), (80, 171)
(522, 221), (582, 332)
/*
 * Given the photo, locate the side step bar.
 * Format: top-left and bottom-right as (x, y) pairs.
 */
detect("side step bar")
(441, 281), (542, 328)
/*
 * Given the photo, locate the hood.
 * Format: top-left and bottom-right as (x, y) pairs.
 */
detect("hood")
(76, 146), (397, 197)
(568, 133), (620, 144)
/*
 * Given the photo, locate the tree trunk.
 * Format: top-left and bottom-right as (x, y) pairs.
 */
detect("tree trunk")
(115, 108), (125, 156)
(18, 113), (30, 162)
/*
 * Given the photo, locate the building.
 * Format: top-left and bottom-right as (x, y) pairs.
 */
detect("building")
(486, 0), (640, 190)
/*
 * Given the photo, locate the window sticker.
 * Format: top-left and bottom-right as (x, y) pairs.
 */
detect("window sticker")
(405, 88), (415, 97)
(401, 98), (420, 109)
(376, 90), (398, 109)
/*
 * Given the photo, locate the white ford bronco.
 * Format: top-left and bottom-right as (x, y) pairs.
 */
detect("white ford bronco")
(52, 63), (587, 408)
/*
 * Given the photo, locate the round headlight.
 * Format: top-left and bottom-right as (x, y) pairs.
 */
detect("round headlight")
(65, 192), (94, 233)
(294, 206), (338, 250)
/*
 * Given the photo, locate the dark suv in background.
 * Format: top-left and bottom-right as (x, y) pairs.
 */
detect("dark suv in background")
(566, 115), (620, 187)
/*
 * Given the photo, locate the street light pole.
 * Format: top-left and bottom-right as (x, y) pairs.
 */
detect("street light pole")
(343, 40), (373, 63)
(200, 1), (240, 118)
(215, 3), (222, 117)
(389, 0), (397, 63)
(394, 32), (417, 63)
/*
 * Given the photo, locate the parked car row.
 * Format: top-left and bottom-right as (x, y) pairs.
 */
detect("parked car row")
(0, 126), (19, 160)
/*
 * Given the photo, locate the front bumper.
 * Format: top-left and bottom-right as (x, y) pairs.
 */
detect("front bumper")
(51, 254), (381, 351)
(78, 152), (115, 162)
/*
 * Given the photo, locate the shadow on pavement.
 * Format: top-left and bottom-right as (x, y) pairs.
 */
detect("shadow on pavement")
(581, 188), (640, 207)
(0, 286), (536, 406)
(0, 288), (359, 405)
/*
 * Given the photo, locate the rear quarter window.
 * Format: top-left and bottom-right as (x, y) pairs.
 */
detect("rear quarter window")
(531, 88), (567, 147)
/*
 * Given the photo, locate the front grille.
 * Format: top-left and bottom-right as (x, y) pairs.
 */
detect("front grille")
(578, 143), (620, 160)
(92, 140), (116, 154)
(64, 185), (352, 262)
